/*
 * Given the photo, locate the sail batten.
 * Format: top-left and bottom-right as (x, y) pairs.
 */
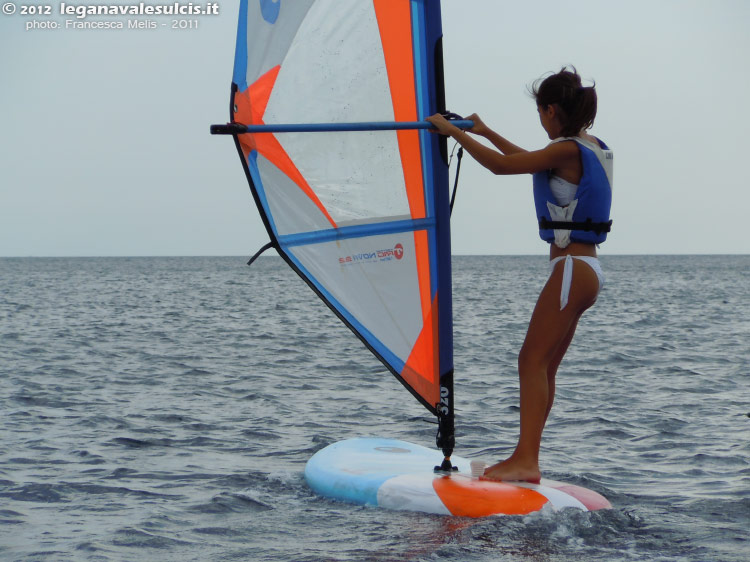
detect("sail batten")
(215, 0), (454, 448)
(277, 218), (437, 248)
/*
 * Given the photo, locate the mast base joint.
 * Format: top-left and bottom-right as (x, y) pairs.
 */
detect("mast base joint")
(434, 458), (458, 473)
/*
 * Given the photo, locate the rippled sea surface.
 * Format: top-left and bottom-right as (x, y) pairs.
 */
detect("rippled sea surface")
(1, 255), (748, 561)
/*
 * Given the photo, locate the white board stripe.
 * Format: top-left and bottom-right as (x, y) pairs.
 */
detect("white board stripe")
(377, 473), (451, 515)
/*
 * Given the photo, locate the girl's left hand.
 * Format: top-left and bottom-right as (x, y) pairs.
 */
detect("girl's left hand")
(426, 113), (459, 136)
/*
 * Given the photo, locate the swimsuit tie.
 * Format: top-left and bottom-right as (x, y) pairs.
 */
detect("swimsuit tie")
(560, 254), (574, 310)
(550, 255), (604, 311)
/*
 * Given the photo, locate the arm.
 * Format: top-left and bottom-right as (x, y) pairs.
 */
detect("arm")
(466, 113), (527, 155)
(426, 113), (578, 176)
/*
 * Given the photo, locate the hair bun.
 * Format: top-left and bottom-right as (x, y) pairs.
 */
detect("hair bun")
(531, 67), (597, 136)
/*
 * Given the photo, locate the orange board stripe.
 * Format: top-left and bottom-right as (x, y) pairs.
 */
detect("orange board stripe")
(433, 476), (550, 517)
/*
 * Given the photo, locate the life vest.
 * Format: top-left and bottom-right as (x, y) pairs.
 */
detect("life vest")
(532, 137), (613, 247)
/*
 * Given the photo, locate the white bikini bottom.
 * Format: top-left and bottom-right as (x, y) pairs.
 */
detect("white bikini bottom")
(548, 255), (604, 310)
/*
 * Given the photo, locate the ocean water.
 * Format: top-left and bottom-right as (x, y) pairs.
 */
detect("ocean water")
(1, 255), (748, 562)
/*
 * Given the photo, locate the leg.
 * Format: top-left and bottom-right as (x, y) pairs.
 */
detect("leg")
(543, 311), (582, 425)
(482, 259), (599, 482)
(544, 257), (604, 422)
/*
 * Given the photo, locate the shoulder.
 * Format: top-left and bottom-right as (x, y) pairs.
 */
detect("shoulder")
(541, 138), (580, 158)
(549, 135), (612, 157)
(499, 140), (578, 175)
(575, 133), (610, 151)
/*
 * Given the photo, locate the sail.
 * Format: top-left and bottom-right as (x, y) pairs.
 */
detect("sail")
(222, 0), (454, 424)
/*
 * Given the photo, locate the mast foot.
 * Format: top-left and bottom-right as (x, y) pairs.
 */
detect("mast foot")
(434, 458), (458, 473)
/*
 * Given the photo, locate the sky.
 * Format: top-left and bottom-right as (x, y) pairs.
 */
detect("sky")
(1, 0), (748, 257)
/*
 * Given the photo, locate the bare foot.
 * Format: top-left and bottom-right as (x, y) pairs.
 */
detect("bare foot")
(479, 458), (541, 484)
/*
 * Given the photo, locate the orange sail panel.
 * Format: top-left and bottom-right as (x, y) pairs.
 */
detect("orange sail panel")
(373, 0), (435, 372)
(235, 66), (336, 228)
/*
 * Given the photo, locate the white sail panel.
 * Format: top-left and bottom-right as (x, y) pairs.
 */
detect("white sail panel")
(289, 233), (424, 368)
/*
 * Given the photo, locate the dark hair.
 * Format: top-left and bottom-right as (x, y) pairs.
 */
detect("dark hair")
(531, 66), (597, 137)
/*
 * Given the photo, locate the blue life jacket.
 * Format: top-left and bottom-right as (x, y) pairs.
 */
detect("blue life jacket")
(532, 137), (613, 246)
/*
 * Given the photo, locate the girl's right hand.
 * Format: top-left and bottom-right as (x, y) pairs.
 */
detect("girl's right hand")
(466, 113), (489, 136)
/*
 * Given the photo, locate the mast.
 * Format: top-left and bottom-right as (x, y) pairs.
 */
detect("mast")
(421, 1), (456, 470)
